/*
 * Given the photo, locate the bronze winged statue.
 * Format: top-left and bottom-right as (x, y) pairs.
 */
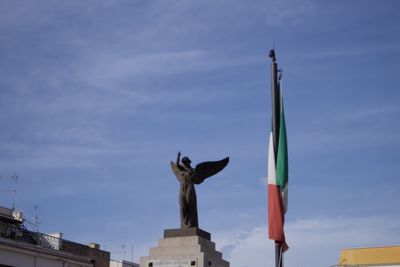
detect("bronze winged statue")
(170, 152), (229, 228)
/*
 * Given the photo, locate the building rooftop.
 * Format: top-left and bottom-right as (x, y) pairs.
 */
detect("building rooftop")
(0, 205), (110, 267)
(338, 246), (400, 266)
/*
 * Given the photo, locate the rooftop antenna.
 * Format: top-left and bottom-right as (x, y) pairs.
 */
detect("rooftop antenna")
(23, 205), (41, 232)
(131, 245), (134, 263)
(34, 205), (40, 233)
(122, 244), (126, 260)
(11, 173), (18, 208)
(0, 173), (18, 207)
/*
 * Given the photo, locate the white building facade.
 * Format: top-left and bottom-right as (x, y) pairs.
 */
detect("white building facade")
(0, 237), (93, 267)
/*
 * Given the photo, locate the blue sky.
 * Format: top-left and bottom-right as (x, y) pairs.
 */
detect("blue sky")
(1, 1), (400, 266)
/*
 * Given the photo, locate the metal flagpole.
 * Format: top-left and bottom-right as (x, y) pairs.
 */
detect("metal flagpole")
(269, 49), (283, 267)
(269, 49), (280, 160)
(275, 243), (282, 267)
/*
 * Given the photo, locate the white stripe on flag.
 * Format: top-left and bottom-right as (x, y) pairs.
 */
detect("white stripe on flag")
(268, 132), (277, 185)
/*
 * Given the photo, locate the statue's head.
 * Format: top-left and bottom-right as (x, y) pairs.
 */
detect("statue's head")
(182, 156), (192, 167)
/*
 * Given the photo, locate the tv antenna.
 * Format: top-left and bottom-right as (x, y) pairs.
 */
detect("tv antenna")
(0, 173), (18, 208)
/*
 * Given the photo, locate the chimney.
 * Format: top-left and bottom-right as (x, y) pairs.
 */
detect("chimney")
(88, 242), (100, 250)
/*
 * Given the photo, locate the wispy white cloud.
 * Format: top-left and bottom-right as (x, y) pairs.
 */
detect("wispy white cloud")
(302, 42), (400, 60)
(265, 0), (314, 26)
(77, 49), (261, 89)
(214, 215), (400, 267)
(346, 105), (399, 121)
(288, 103), (400, 157)
(80, 50), (206, 85)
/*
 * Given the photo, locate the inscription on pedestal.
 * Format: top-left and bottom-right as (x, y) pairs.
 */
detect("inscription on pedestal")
(148, 259), (196, 267)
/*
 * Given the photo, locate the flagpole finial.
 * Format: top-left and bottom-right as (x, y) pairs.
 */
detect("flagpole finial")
(269, 49), (276, 62)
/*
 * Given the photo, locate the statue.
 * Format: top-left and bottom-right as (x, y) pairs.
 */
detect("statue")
(170, 152), (229, 228)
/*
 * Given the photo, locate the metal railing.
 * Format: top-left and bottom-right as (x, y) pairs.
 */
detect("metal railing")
(0, 220), (61, 250)
(0, 219), (106, 255)
(0, 219), (110, 267)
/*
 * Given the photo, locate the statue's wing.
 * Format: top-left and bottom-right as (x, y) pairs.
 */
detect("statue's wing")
(170, 161), (184, 182)
(192, 157), (229, 184)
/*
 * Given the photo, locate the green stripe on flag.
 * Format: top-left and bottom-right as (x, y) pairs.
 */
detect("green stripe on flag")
(276, 100), (288, 188)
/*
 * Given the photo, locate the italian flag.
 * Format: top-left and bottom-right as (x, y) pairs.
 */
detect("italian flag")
(268, 95), (289, 251)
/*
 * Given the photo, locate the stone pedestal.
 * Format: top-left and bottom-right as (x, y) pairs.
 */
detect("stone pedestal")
(140, 228), (229, 267)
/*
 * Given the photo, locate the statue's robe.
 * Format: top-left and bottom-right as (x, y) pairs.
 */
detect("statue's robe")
(178, 166), (198, 228)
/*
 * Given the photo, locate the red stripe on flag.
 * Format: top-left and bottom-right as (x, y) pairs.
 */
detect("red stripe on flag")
(268, 184), (288, 251)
